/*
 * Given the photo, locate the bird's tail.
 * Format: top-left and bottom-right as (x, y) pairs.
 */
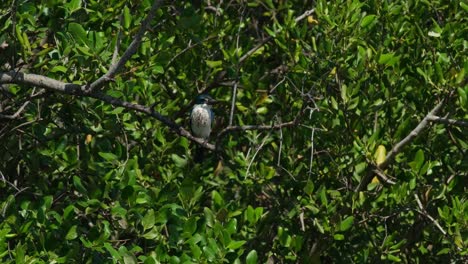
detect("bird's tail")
(194, 145), (204, 163)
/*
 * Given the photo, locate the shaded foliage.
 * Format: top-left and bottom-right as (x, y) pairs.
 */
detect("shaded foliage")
(0, 0), (467, 263)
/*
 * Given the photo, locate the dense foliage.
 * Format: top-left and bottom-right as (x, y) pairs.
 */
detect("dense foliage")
(1, 0), (467, 263)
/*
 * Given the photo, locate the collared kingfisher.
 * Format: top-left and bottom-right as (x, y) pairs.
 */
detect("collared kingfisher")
(190, 94), (216, 162)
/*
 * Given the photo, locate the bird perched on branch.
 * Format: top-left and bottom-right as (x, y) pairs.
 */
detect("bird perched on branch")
(190, 94), (217, 163)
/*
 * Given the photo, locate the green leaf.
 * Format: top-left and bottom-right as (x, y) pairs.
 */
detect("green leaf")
(339, 216), (354, 231)
(227, 240), (246, 250)
(66, 0), (82, 14)
(76, 46), (93, 56)
(205, 60), (222, 68)
(378, 52), (400, 66)
(123, 252), (137, 264)
(73, 175), (87, 194)
(68, 22), (88, 45)
(99, 152), (118, 161)
(458, 87), (467, 110)
(123, 6), (132, 29)
(171, 154), (187, 168)
(319, 187), (328, 206)
(304, 180), (315, 195)
(15, 25), (24, 49)
(110, 107), (125, 114)
(65, 225), (78, 240)
(142, 209), (155, 230)
(410, 149), (425, 173)
(63, 205), (76, 220)
(456, 68), (465, 84)
(333, 234), (344, 240)
(361, 15), (376, 28)
(461, 2), (468, 12)
(104, 243), (121, 260)
(428, 31), (440, 38)
(50, 65), (68, 73)
(152, 65), (164, 74)
(246, 250), (258, 264)
(204, 207), (215, 228)
(387, 254), (402, 262)
(436, 247), (450, 255)
(212, 190), (224, 207)
(256, 106), (268, 114)
(367, 181), (379, 191)
(22, 32), (31, 53)
(142, 228), (159, 239)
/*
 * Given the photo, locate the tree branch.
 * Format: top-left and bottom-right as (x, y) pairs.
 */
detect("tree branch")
(427, 115), (468, 127)
(88, 0), (163, 91)
(0, 71), (215, 150)
(355, 100), (444, 192)
(215, 105), (307, 155)
(378, 100), (444, 170)
(238, 8), (315, 64)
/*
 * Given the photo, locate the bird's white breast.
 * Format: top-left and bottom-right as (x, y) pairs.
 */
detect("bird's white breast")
(191, 104), (212, 139)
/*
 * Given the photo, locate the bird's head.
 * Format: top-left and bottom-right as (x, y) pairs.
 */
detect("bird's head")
(195, 94), (217, 105)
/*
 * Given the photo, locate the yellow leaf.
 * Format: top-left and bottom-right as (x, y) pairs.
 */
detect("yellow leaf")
(372, 145), (387, 184)
(371, 176), (380, 184)
(214, 160), (223, 176)
(85, 134), (93, 144)
(374, 145), (386, 166)
(307, 16), (318, 24)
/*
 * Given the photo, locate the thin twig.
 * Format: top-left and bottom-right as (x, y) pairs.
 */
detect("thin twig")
(228, 81), (238, 126)
(427, 115), (468, 127)
(88, 0), (163, 91)
(218, 120), (297, 137)
(294, 9), (316, 23)
(229, 6), (245, 126)
(111, 13), (124, 66)
(413, 194), (447, 236)
(277, 121), (283, 166)
(308, 108), (318, 175)
(372, 168), (396, 185)
(0, 100), (29, 119)
(246, 132), (271, 177)
(238, 8), (315, 64)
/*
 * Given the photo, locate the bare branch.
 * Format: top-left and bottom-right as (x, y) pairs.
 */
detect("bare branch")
(217, 120), (297, 137)
(0, 71), (215, 150)
(246, 131), (271, 177)
(294, 8), (316, 23)
(239, 37), (272, 64)
(111, 14), (124, 66)
(0, 71), (82, 94)
(277, 122), (283, 166)
(355, 100), (444, 192)
(228, 81), (238, 126)
(214, 106), (306, 157)
(373, 168), (396, 185)
(88, 0), (163, 91)
(378, 100), (444, 170)
(427, 115), (468, 127)
(413, 194), (447, 237)
(0, 100), (29, 119)
(89, 92), (215, 150)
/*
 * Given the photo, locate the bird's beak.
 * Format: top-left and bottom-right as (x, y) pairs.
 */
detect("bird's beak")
(207, 97), (218, 105)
